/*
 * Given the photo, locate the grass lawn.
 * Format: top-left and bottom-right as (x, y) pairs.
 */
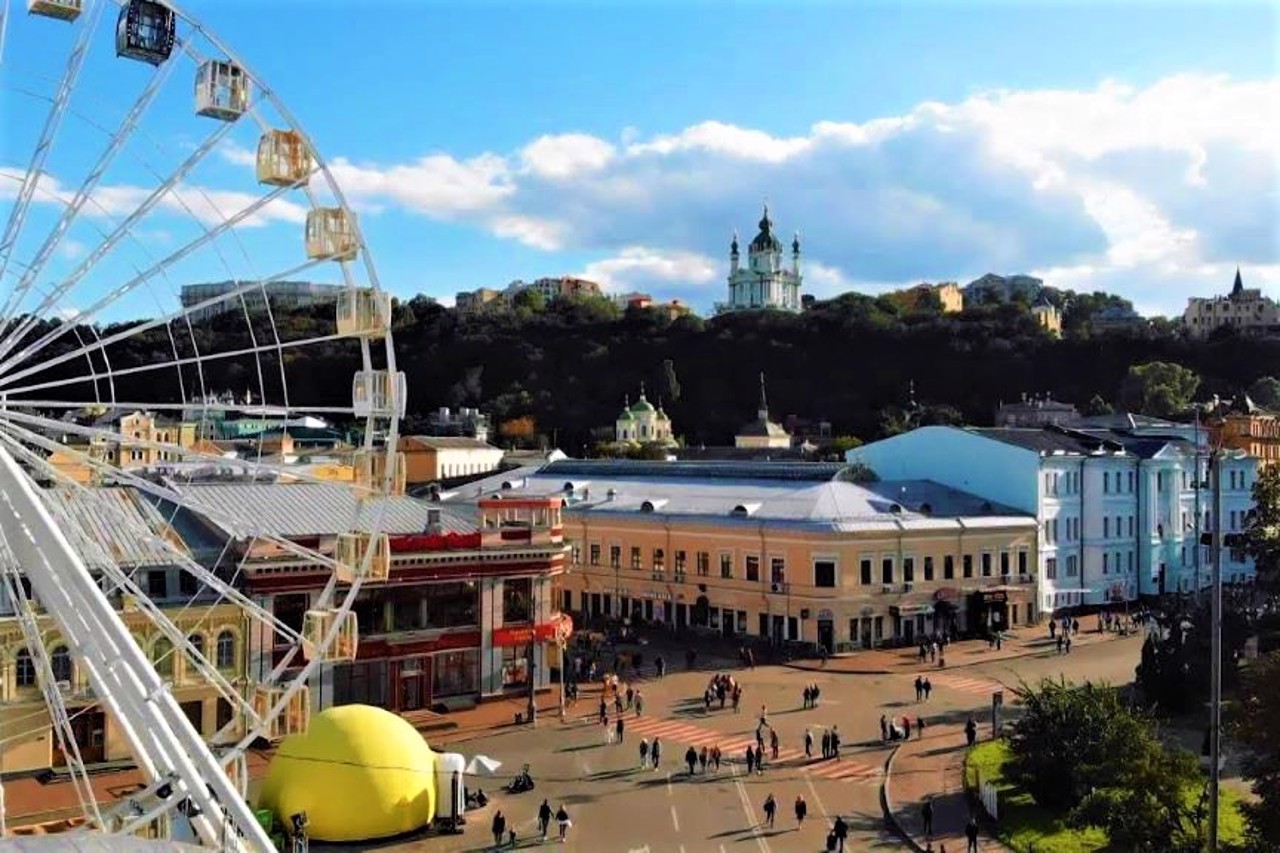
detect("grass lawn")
(965, 740), (1247, 853)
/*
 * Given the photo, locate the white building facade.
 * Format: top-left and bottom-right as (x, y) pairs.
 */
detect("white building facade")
(718, 204), (802, 313)
(848, 426), (1257, 615)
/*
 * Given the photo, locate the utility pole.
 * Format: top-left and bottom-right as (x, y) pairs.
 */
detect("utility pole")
(1194, 410), (1203, 599)
(1209, 450), (1222, 853)
(527, 580), (538, 727)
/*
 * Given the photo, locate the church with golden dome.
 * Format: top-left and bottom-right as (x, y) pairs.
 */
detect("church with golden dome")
(615, 385), (677, 448)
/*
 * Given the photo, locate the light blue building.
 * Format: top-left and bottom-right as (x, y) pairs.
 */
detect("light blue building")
(848, 426), (1257, 614)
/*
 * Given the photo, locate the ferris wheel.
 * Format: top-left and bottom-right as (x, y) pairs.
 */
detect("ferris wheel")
(0, 0), (404, 849)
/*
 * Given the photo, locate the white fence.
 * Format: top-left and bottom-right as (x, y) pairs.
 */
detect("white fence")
(978, 774), (999, 821)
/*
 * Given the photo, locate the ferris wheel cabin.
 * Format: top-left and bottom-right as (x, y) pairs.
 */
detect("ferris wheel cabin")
(352, 369), (407, 419)
(353, 449), (407, 497)
(252, 685), (309, 742)
(256, 129), (313, 187)
(336, 288), (392, 338)
(195, 59), (249, 121)
(26, 0), (82, 22)
(305, 208), (359, 261)
(302, 609), (359, 663)
(334, 531), (392, 584)
(116, 0), (176, 65)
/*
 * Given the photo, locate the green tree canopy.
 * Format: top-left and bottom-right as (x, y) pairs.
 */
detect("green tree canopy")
(1120, 361), (1201, 417)
(1232, 650), (1280, 851)
(1248, 376), (1280, 410)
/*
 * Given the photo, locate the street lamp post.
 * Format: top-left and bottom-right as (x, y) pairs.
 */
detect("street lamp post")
(1208, 450), (1223, 853)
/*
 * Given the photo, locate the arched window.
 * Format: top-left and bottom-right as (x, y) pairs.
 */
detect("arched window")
(15, 649), (35, 688)
(50, 646), (72, 684)
(216, 631), (236, 670)
(152, 637), (174, 679)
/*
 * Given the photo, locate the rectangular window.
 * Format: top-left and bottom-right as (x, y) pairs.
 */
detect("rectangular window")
(881, 557), (894, 585)
(1128, 516), (1134, 536)
(1103, 552), (1109, 573)
(148, 570), (167, 598)
(963, 554), (974, 578)
(1128, 471), (1135, 492)
(1103, 472), (1110, 493)
(1067, 555), (1078, 577)
(860, 559), (873, 585)
(720, 553), (733, 579)
(571, 542), (582, 565)
(1046, 557), (1058, 579)
(589, 543), (601, 566)
(1128, 551), (1135, 572)
(1018, 549), (1028, 574)
(903, 557), (915, 583)
(652, 548), (665, 571)
(629, 546), (641, 569)
(814, 560), (836, 588)
(1043, 519), (1051, 543)
(1052, 519), (1059, 542)
(770, 557), (786, 585)
(1000, 550), (1010, 576)
(675, 550), (687, 573)
(503, 578), (532, 623)
(981, 551), (993, 577)
(696, 552), (710, 577)
(923, 556), (935, 582)
(943, 555), (954, 580)
(745, 555), (760, 582)
(1104, 517), (1110, 537)
(609, 545), (621, 568)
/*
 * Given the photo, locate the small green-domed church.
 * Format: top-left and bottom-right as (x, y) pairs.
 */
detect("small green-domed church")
(615, 385), (677, 448)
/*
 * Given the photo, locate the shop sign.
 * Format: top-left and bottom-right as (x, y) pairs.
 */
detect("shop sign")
(817, 609), (834, 620)
(492, 621), (560, 647)
(933, 587), (960, 602)
(979, 591), (1008, 604)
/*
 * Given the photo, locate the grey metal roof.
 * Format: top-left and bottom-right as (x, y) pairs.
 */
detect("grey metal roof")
(1, 840), (202, 852)
(171, 483), (474, 539)
(498, 469), (1032, 533)
(401, 435), (500, 451)
(542, 459), (846, 482)
(37, 487), (181, 568)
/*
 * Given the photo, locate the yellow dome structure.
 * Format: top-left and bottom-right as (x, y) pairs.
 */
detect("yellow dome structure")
(258, 704), (437, 842)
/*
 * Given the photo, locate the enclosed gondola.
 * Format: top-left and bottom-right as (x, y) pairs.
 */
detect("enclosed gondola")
(334, 532), (392, 584)
(195, 59), (249, 121)
(256, 129), (312, 186)
(302, 609), (358, 662)
(116, 0), (176, 66)
(305, 207), (359, 261)
(336, 288), (392, 338)
(27, 0), (82, 22)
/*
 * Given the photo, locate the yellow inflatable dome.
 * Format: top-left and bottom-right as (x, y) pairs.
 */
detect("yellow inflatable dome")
(258, 704), (437, 842)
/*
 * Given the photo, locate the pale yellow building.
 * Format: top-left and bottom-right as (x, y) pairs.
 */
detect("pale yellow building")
(497, 460), (1040, 650)
(1031, 298), (1062, 338)
(1184, 269), (1280, 339)
(399, 435), (504, 484)
(735, 374), (791, 449)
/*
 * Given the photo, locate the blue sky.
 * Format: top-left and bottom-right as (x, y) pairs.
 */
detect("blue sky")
(2, 0), (1277, 319)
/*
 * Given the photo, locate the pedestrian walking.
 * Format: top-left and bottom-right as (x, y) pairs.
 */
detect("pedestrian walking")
(923, 677), (933, 700)
(1065, 635), (1073, 654)
(711, 744), (722, 771)
(639, 738), (649, 769)
(615, 715), (625, 744)
(915, 675), (924, 702)
(918, 716), (926, 738)
(803, 685), (812, 709)
(770, 728), (780, 760)
(754, 744), (764, 775)
(965, 815), (979, 852)
(795, 794), (807, 826)
(812, 684), (821, 707)
(822, 728), (832, 758)
(557, 805), (572, 842)
(1056, 634), (1065, 654)
(604, 715), (614, 745)
(635, 691), (644, 717)
(965, 716), (977, 747)
(831, 726), (841, 758)
(746, 746), (756, 774)
(879, 714), (888, 742)
(538, 799), (552, 841)
(805, 729), (814, 758)
(833, 815), (849, 852)
(763, 793), (776, 828)
(491, 811), (506, 848)
(686, 746), (698, 776)
(651, 737), (661, 769)
(923, 798), (934, 837)
(732, 687), (741, 714)
(903, 716), (912, 740)
(598, 698), (607, 726)
(699, 745), (709, 773)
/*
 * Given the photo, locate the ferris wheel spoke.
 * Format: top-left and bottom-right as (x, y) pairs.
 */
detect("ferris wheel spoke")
(0, 255), (327, 389)
(11, 398), (367, 419)
(1, 329), (350, 398)
(0, 39), (184, 334)
(0, 0), (106, 288)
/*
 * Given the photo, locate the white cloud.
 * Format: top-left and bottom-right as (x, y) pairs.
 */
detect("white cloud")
(327, 153), (513, 218)
(520, 134), (616, 179)
(578, 246), (719, 295)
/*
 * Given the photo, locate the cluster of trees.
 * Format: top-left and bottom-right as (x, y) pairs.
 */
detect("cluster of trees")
(1010, 680), (1217, 852)
(22, 289), (1280, 451)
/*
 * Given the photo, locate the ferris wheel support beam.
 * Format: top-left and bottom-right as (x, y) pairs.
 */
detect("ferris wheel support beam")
(0, 446), (273, 850)
(0, 0), (105, 289)
(0, 41), (182, 335)
(0, 168), (289, 378)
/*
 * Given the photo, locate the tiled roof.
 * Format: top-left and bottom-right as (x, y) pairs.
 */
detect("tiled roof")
(400, 436), (499, 451)
(37, 487), (180, 568)
(971, 426), (1193, 460)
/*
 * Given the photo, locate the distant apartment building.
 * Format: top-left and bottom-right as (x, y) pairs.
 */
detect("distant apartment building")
(1183, 269), (1280, 339)
(886, 282), (963, 313)
(398, 436), (505, 485)
(1031, 295), (1062, 337)
(456, 277), (602, 314)
(1090, 304), (1147, 333)
(420, 406), (491, 442)
(995, 394), (1081, 429)
(961, 273), (1044, 308)
(181, 280), (344, 323)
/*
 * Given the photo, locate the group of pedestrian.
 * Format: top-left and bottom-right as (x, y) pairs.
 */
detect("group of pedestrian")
(737, 645), (757, 668)
(1048, 616), (1080, 640)
(638, 736), (662, 769)
(881, 712), (926, 741)
(756, 793), (816, 834)
(703, 672), (741, 712)
(801, 683), (822, 708)
(490, 799), (572, 847)
(913, 674), (934, 701)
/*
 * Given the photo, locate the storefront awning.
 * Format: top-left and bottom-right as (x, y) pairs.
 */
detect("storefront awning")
(891, 604), (935, 617)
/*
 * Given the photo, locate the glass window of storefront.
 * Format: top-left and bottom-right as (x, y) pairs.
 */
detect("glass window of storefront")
(503, 578), (532, 623)
(391, 587), (427, 631)
(432, 649), (480, 697)
(427, 581), (479, 629)
(333, 660), (389, 707)
(502, 644), (531, 688)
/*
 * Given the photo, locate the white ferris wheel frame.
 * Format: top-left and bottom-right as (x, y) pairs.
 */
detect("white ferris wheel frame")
(0, 0), (403, 849)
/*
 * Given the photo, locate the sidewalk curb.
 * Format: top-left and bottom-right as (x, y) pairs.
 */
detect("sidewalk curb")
(880, 743), (927, 853)
(785, 633), (1126, 676)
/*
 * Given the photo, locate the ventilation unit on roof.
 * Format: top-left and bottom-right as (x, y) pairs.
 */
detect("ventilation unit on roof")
(606, 488), (617, 501)
(640, 499), (668, 513)
(731, 503), (761, 518)
(889, 503), (903, 514)
(501, 478), (524, 490)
